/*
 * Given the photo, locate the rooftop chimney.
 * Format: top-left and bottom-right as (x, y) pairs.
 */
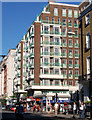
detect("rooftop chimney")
(48, 0), (56, 3)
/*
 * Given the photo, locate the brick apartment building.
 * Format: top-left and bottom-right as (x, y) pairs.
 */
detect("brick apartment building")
(14, 0), (80, 103)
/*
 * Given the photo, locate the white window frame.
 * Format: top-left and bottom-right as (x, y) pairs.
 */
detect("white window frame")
(43, 79), (50, 86)
(69, 70), (73, 79)
(69, 80), (73, 85)
(54, 80), (60, 85)
(54, 68), (60, 75)
(68, 9), (72, 17)
(85, 14), (90, 25)
(62, 8), (66, 16)
(63, 59), (67, 68)
(54, 57), (60, 66)
(43, 25), (50, 32)
(86, 56), (90, 75)
(54, 7), (58, 16)
(74, 10), (78, 18)
(44, 68), (49, 74)
(86, 32), (90, 49)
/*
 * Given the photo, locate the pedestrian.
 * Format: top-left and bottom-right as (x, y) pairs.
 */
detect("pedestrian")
(15, 102), (25, 120)
(47, 103), (50, 113)
(55, 102), (58, 115)
(58, 103), (60, 114)
(84, 103), (87, 118)
(33, 104), (36, 112)
(79, 102), (85, 119)
(41, 102), (43, 112)
(73, 102), (76, 118)
(64, 102), (68, 115)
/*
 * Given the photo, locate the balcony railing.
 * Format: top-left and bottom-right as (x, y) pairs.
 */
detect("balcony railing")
(41, 31), (61, 35)
(41, 41), (62, 46)
(41, 62), (49, 66)
(41, 72), (62, 76)
(41, 20), (61, 25)
(41, 52), (61, 56)
(29, 83), (69, 86)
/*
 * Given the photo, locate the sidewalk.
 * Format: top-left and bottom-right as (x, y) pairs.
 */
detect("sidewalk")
(41, 113), (79, 119)
(27, 111), (80, 119)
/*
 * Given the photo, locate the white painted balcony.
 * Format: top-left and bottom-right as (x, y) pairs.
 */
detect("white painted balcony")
(39, 73), (63, 79)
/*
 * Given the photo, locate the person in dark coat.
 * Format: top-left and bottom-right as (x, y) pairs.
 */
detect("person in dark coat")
(15, 103), (25, 120)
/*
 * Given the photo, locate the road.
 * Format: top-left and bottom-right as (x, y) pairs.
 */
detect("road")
(1, 110), (67, 120)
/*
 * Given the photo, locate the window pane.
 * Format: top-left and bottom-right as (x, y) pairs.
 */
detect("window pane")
(85, 14), (90, 25)
(54, 8), (58, 16)
(44, 68), (48, 74)
(62, 8), (66, 16)
(86, 33), (90, 49)
(68, 9), (72, 17)
(74, 10), (78, 18)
